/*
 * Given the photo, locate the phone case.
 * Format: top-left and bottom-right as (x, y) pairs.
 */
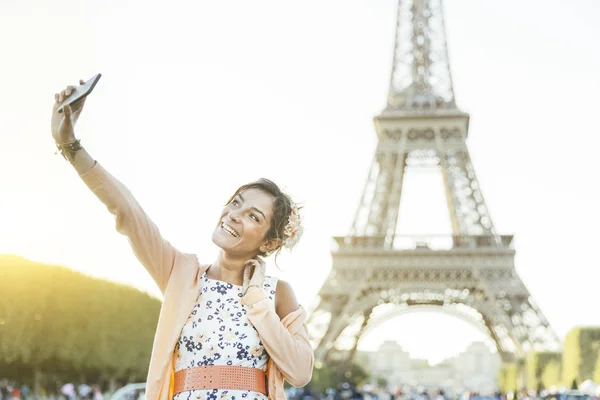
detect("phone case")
(57, 73), (102, 114)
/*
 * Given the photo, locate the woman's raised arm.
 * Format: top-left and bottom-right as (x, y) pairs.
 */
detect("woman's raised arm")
(51, 81), (179, 293)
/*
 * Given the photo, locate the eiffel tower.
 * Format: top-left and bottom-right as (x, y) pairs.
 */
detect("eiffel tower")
(308, 0), (561, 363)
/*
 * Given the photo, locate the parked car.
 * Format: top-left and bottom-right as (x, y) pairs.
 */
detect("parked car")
(110, 383), (146, 400)
(541, 390), (594, 400)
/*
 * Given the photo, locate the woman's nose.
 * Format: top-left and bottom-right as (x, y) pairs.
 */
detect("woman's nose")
(227, 211), (241, 222)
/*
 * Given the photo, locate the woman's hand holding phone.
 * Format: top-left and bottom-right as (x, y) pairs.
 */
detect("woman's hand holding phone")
(50, 78), (97, 175)
(51, 79), (87, 144)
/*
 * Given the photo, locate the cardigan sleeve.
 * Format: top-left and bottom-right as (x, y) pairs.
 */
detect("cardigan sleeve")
(79, 162), (179, 293)
(241, 288), (314, 387)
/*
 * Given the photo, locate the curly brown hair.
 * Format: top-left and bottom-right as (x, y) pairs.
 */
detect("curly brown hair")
(225, 178), (296, 260)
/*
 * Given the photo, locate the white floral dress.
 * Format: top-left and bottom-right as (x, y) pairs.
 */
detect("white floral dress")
(173, 272), (278, 400)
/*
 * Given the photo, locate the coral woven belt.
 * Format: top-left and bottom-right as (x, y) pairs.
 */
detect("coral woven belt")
(173, 365), (267, 396)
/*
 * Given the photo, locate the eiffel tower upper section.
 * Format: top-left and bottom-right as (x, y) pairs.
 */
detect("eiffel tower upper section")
(386, 0), (458, 113)
(352, 0), (497, 242)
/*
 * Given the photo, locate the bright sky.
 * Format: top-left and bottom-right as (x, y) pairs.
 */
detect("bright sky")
(1, 0), (599, 365)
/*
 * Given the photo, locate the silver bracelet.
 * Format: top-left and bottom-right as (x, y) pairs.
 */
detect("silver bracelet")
(55, 139), (83, 162)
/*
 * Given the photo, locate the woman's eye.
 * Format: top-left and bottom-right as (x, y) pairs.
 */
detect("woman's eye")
(251, 214), (259, 222)
(232, 199), (239, 206)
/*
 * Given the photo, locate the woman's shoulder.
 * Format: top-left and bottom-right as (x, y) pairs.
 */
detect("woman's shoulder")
(271, 279), (300, 320)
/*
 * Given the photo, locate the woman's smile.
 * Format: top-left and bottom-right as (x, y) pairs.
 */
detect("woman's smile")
(220, 221), (240, 237)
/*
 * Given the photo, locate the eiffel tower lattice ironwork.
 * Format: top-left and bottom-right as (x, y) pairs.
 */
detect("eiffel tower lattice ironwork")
(308, 0), (561, 363)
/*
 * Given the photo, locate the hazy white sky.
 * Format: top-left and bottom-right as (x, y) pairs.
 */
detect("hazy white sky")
(1, 0), (599, 364)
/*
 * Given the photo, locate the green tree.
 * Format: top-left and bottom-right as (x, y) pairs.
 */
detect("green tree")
(498, 365), (507, 392)
(594, 351), (600, 383)
(376, 376), (388, 388)
(516, 358), (526, 391)
(541, 359), (561, 390)
(562, 327), (600, 386)
(526, 351), (561, 391)
(308, 363), (337, 394)
(504, 363), (519, 393)
(0, 255), (161, 391)
(306, 360), (370, 394)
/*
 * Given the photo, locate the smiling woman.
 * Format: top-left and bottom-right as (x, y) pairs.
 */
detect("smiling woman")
(215, 179), (297, 260)
(50, 81), (314, 400)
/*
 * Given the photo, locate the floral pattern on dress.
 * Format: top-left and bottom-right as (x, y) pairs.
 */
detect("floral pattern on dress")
(173, 272), (278, 400)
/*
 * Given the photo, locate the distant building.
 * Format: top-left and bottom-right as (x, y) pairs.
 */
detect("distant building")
(358, 341), (412, 387)
(452, 342), (501, 393)
(410, 359), (454, 389)
(357, 341), (501, 394)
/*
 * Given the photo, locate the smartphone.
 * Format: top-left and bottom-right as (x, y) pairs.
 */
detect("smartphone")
(57, 73), (102, 114)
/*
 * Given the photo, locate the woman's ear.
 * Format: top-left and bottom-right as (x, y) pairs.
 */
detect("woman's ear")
(260, 238), (282, 255)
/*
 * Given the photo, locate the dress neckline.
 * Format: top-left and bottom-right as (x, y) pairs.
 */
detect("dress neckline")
(203, 273), (243, 288)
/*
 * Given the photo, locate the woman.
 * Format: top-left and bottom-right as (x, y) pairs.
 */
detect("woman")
(51, 80), (314, 400)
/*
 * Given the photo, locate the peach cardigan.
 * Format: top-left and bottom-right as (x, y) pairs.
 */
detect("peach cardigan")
(79, 162), (314, 400)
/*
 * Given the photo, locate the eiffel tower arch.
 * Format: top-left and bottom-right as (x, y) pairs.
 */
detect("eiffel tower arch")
(308, 0), (561, 363)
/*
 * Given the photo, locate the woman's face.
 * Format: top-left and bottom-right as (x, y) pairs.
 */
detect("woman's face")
(211, 188), (276, 257)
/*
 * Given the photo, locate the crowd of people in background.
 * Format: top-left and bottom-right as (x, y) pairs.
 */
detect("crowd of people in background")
(2, 379), (598, 400)
(286, 383), (598, 400)
(285, 384), (510, 400)
(0, 379), (105, 400)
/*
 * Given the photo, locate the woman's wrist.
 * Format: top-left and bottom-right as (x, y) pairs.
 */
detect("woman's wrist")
(53, 138), (96, 175)
(55, 139), (83, 162)
(55, 136), (77, 145)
